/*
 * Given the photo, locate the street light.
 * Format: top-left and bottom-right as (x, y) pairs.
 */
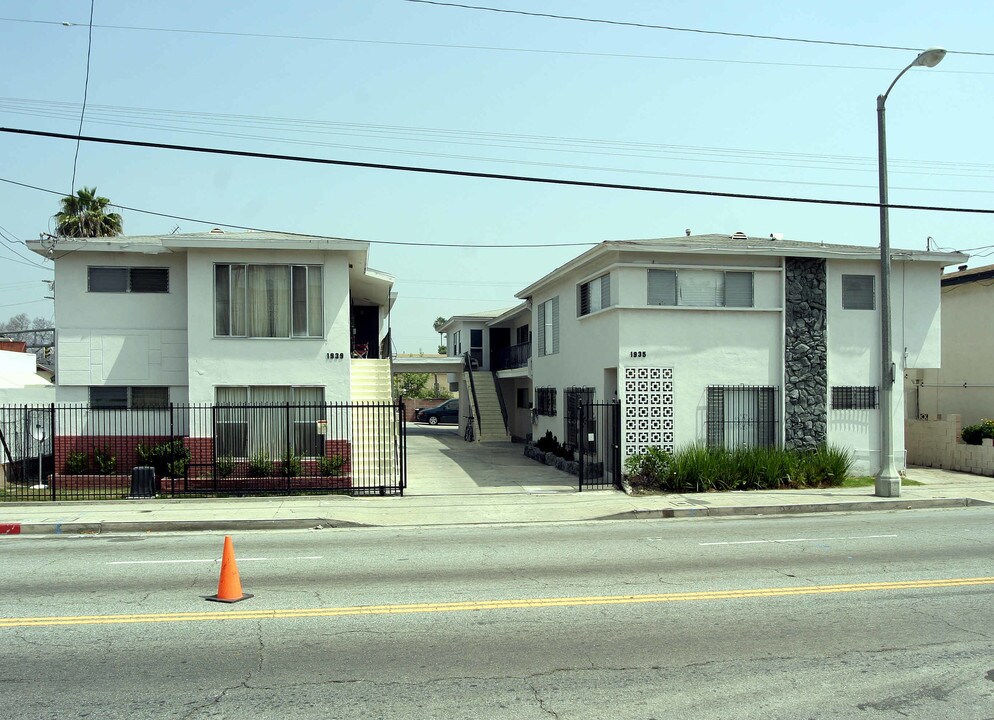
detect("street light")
(876, 47), (946, 498)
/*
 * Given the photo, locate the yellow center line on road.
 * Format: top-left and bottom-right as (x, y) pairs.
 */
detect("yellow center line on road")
(3, 576), (993, 629)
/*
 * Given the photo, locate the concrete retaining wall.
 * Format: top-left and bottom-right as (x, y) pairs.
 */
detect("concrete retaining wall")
(906, 415), (994, 476)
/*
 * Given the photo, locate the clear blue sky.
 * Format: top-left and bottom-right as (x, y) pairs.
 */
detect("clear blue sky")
(1, 1), (991, 352)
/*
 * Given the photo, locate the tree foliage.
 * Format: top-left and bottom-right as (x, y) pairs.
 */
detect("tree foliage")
(54, 186), (123, 238)
(393, 372), (450, 400)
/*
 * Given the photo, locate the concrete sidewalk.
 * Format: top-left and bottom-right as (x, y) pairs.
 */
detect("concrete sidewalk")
(1, 465), (992, 536)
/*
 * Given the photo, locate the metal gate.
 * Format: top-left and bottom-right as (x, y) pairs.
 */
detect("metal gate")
(0, 404), (55, 499)
(573, 400), (622, 491)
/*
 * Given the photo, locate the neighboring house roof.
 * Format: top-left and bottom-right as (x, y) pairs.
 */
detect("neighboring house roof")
(941, 263), (994, 287)
(516, 233), (968, 299)
(485, 302), (529, 327)
(438, 308), (518, 333)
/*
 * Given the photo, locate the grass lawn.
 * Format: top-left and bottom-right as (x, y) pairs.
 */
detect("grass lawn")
(841, 476), (924, 488)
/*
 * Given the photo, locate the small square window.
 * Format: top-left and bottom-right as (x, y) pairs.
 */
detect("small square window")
(131, 387), (169, 409)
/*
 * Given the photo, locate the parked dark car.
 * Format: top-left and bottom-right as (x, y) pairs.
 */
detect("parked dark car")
(416, 399), (459, 425)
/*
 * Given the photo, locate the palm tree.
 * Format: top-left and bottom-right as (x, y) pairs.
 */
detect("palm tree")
(54, 187), (123, 238)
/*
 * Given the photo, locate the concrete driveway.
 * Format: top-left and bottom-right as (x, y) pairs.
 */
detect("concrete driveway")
(404, 423), (580, 495)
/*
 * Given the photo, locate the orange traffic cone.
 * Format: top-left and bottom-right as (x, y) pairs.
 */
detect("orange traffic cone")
(206, 535), (253, 603)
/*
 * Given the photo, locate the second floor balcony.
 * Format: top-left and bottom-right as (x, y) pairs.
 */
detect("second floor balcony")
(494, 341), (531, 371)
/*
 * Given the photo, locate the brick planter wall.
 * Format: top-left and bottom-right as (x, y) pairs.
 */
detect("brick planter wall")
(55, 435), (173, 474)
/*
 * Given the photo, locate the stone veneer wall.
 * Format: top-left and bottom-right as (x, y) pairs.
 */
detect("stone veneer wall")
(784, 257), (828, 450)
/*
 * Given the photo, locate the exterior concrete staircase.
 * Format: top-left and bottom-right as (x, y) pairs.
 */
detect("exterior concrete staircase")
(464, 370), (510, 443)
(349, 359), (398, 486)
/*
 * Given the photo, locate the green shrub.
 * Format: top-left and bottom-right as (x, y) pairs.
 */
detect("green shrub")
(962, 419), (994, 445)
(281, 453), (302, 478)
(247, 451), (273, 477)
(318, 454), (345, 477)
(805, 444), (853, 487)
(136, 440), (191, 478)
(64, 450), (89, 475)
(534, 431), (573, 460)
(216, 456), (235, 478)
(623, 446), (672, 490)
(93, 447), (117, 475)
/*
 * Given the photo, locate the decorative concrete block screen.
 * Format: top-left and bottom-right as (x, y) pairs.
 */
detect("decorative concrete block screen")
(623, 366), (674, 457)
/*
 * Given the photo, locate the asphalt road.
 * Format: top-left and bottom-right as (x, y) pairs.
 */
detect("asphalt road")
(2, 508), (994, 719)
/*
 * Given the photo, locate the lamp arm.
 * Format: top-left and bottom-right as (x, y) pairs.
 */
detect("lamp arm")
(879, 59), (917, 107)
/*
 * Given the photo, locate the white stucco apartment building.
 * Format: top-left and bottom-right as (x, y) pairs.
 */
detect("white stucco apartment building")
(452, 233), (963, 475)
(28, 230), (393, 407)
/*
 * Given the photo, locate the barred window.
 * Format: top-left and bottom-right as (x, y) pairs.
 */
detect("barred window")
(564, 386), (594, 448)
(535, 387), (557, 416)
(831, 386), (878, 409)
(706, 385), (778, 449)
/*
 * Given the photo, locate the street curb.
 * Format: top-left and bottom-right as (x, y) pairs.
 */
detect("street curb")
(13, 518), (368, 535)
(596, 497), (993, 521)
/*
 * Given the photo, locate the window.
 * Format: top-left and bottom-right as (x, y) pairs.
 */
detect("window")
(578, 274), (610, 316)
(515, 324), (530, 345)
(214, 264), (323, 338)
(648, 269), (677, 306)
(89, 386), (168, 409)
(842, 274), (875, 310)
(88, 267), (169, 293)
(832, 386), (878, 409)
(451, 330), (461, 356)
(706, 385), (777, 449)
(516, 388), (531, 409)
(535, 387), (557, 416)
(564, 386), (594, 448)
(470, 328), (483, 368)
(647, 269), (754, 308)
(536, 297), (559, 357)
(215, 386), (325, 458)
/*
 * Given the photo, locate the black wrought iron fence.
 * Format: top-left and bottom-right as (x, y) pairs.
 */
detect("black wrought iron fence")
(0, 401), (406, 501)
(574, 400), (622, 491)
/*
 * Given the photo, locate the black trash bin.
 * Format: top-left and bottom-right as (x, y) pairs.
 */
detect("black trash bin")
(130, 466), (156, 498)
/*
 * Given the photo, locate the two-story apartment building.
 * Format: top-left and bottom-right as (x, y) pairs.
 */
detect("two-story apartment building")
(25, 230), (397, 489)
(515, 233), (964, 475)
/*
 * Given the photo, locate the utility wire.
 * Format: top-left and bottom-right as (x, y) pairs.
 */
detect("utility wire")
(4, 174), (992, 258)
(402, 1), (994, 57)
(4, 16), (993, 70)
(7, 98), (994, 184)
(69, 0), (95, 194)
(2, 126), (993, 216)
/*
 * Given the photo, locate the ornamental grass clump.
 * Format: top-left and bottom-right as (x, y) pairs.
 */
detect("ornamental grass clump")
(623, 443), (854, 493)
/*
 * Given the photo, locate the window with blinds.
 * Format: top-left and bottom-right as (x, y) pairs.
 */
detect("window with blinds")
(577, 274), (610, 316)
(647, 269), (753, 308)
(842, 275), (875, 310)
(88, 267), (169, 293)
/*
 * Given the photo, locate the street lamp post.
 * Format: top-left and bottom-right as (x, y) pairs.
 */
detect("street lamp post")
(876, 47), (946, 497)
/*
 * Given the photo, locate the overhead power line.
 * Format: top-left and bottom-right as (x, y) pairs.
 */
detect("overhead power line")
(402, 1), (994, 57)
(3, 16), (993, 70)
(69, 0), (95, 194)
(2, 126), (993, 216)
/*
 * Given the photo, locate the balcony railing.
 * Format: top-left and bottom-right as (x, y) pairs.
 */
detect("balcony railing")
(494, 341), (531, 370)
